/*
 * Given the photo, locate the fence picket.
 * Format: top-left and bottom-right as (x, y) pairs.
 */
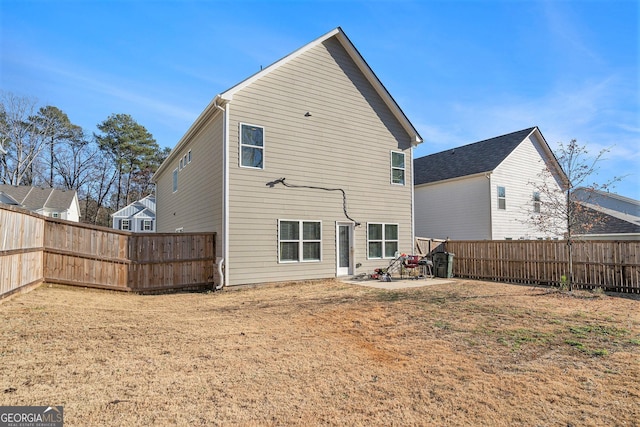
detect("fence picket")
(430, 239), (640, 293)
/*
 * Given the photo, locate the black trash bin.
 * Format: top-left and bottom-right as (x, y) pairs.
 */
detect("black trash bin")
(433, 252), (455, 278)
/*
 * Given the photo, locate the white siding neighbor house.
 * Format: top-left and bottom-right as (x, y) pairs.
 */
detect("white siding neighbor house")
(111, 195), (156, 232)
(152, 27), (423, 287)
(414, 127), (566, 240)
(0, 185), (80, 221)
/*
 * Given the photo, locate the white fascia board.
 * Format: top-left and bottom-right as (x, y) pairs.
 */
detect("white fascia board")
(153, 98), (224, 181)
(219, 28), (341, 101)
(219, 27), (423, 145)
(528, 127), (568, 186)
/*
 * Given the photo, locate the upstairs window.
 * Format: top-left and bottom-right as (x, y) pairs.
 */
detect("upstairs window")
(240, 123), (264, 169)
(391, 151), (405, 185)
(368, 223), (399, 259)
(497, 186), (506, 210)
(533, 192), (541, 213)
(121, 219), (130, 231)
(173, 168), (178, 192)
(143, 220), (153, 231)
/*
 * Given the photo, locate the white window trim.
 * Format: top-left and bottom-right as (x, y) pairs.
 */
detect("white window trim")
(121, 219), (130, 231)
(367, 222), (399, 259)
(390, 151), (406, 185)
(497, 186), (506, 210)
(533, 191), (541, 213)
(239, 123), (265, 170)
(143, 219), (153, 231)
(172, 168), (178, 193)
(278, 219), (322, 263)
(187, 149), (192, 164)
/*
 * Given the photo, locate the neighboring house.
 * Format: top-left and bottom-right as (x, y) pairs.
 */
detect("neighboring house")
(111, 195), (156, 232)
(0, 185), (80, 221)
(572, 188), (640, 240)
(152, 27), (423, 286)
(414, 127), (567, 240)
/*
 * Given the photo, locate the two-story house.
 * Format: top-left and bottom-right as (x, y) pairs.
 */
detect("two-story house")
(111, 195), (156, 232)
(414, 127), (566, 240)
(152, 28), (423, 287)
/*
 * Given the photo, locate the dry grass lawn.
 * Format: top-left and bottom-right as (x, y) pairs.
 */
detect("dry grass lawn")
(1, 279), (639, 426)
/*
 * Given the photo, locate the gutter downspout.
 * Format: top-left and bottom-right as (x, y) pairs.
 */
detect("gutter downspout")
(410, 146), (416, 253)
(214, 99), (230, 290)
(486, 172), (493, 239)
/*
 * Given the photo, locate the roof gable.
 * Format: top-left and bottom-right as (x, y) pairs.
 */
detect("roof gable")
(154, 27), (422, 181)
(111, 195), (156, 217)
(219, 27), (421, 145)
(414, 127), (561, 185)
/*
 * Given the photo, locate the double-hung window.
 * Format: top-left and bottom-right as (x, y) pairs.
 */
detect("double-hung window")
(240, 123), (264, 169)
(121, 219), (130, 231)
(533, 191), (541, 213)
(143, 220), (153, 231)
(278, 220), (321, 262)
(173, 168), (178, 192)
(367, 223), (399, 259)
(497, 186), (506, 210)
(391, 151), (405, 185)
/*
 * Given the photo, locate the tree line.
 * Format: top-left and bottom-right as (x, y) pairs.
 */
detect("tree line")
(0, 91), (170, 226)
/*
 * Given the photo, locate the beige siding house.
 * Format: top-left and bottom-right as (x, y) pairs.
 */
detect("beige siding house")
(153, 28), (422, 286)
(414, 127), (566, 240)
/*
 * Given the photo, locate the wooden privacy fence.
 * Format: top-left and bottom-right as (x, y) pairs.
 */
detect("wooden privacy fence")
(1, 205), (216, 298)
(0, 206), (44, 298)
(433, 239), (640, 293)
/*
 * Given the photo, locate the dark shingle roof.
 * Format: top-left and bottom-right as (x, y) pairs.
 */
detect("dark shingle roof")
(0, 185), (76, 210)
(414, 127), (537, 185)
(574, 202), (640, 234)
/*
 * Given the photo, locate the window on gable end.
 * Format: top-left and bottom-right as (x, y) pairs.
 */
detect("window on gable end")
(391, 151), (405, 185)
(240, 123), (264, 169)
(497, 186), (506, 210)
(533, 192), (541, 213)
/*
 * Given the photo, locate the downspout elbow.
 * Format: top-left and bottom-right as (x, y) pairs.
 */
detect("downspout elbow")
(215, 258), (225, 290)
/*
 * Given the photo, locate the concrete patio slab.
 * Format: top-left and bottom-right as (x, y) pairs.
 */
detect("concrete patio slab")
(341, 277), (456, 290)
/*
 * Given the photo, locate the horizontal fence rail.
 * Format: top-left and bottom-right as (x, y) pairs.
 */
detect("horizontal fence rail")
(1, 205), (216, 298)
(0, 206), (45, 297)
(437, 239), (640, 294)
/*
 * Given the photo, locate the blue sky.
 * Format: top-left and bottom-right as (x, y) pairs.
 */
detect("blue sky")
(1, 0), (638, 199)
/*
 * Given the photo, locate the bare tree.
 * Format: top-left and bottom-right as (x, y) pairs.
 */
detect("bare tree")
(31, 105), (83, 187)
(0, 92), (50, 185)
(527, 139), (621, 290)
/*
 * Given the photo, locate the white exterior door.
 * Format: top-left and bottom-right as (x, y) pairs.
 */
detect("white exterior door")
(336, 222), (354, 276)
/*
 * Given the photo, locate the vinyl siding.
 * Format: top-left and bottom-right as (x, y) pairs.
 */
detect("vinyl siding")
(414, 175), (491, 240)
(490, 134), (564, 239)
(155, 111), (224, 254)
(225, 37), (414, 285)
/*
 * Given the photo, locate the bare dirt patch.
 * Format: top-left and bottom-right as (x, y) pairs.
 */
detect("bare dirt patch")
(1, 280), (638, 426)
